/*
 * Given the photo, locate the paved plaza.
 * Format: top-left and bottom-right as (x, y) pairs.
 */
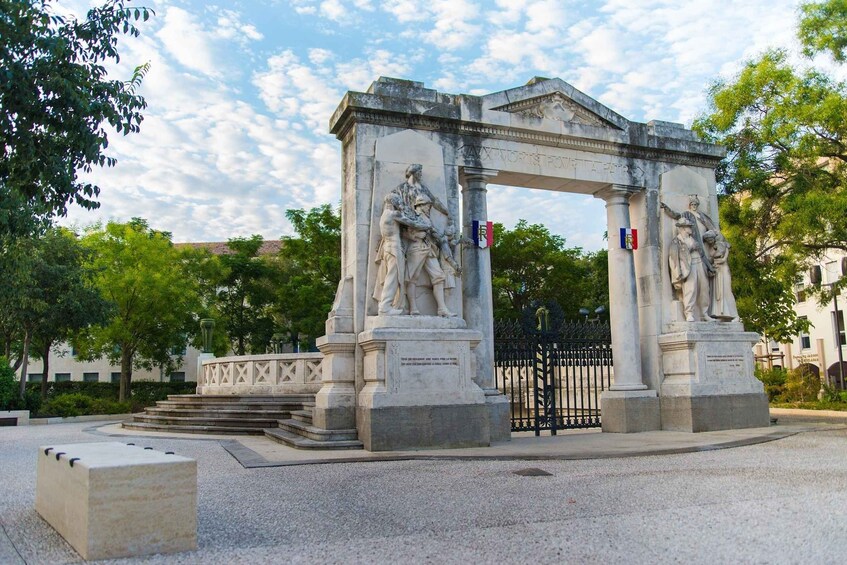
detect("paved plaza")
(1, 417), (846, 564)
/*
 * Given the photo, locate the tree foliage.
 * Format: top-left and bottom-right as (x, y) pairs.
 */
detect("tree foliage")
(29, 228), (111, 399)
(275, 205), (341, 350)
(693, 0), (847, 340)
(213, 236), (277, 355)
(491, 220), (608, 320)
(0, 0), (151, 238)
(75, 219), (199, 401)
(0, 228), (109, 398)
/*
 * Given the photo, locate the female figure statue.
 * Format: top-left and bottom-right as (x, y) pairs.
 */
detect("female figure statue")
(702, 230), (738, 321)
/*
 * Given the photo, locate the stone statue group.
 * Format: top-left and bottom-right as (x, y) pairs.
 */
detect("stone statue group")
(662, 195), (738, 323)
(373, 164), (463, 317)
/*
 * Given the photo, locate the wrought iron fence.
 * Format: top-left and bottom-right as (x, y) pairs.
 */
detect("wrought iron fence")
(494, 316), (613, 434)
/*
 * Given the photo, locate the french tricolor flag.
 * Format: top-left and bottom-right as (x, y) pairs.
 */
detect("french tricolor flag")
(473, 220), (494, 248)
(620, 228), (637, 250)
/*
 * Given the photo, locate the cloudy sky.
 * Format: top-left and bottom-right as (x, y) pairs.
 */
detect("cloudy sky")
(60, 0), (806, 251)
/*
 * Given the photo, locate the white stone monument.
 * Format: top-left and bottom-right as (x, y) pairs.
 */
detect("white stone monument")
(309, 77), (768, 447)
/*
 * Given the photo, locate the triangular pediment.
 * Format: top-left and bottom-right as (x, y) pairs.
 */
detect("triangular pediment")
(483, 77), (628, 131)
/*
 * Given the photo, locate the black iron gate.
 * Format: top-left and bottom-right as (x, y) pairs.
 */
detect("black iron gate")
(494, 305), (613, 434)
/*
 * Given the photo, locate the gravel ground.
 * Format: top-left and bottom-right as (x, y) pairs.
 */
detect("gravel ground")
(1, 422), (846, 564)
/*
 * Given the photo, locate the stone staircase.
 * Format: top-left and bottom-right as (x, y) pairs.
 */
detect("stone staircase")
(123, 394), (314, 435)
(123, 394), (363, 449)
(264, 406), (363, 450)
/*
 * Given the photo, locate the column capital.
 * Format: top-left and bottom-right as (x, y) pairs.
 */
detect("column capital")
(461, 167), (499, 186)
(593, 184), (641, 204)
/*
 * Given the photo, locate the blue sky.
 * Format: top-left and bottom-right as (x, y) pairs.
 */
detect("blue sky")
(61, 0), (806, 251)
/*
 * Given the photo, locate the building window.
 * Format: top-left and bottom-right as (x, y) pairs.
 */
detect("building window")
(835, 310), (846, 347)
(171, 344), (187, 356)
(794, 275), (807, 303)
(800, 316), (811, 350)
(82, 372), (99, 383)
(769, 339), (780, 352)
(27, 373), (43, 382)
(55, 373), (71, 382)
(110, 372), (121, 383)
(169, 372), (186, 383)
(825, 261), (840, 284)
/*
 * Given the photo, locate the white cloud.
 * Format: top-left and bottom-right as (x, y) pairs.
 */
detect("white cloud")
(57, 0), (810, 251)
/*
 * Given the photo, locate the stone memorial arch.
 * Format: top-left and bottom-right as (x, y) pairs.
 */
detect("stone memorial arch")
(313, 77), (769, 451)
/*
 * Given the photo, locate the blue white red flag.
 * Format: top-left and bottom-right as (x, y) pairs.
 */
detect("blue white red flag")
(620, 228), (637, 250)
(472, 220), (494, 248)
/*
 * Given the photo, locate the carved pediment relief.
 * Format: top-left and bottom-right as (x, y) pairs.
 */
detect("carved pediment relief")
(492, 92), (619, 129)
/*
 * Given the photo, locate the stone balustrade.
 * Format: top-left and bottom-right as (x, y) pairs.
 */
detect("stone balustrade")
(197, 353), (324, 395)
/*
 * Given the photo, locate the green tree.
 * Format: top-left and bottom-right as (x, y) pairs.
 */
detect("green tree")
(491, 220), (606, 320)
(693, 0), (847, 340)
(29, 228), (111, 399)
(276, 205), (341, 350)
(0, 0), (151, 239)
(0, 236), (41, 396)
(214, 236), (277, 355)
(75, 219), (199, 401)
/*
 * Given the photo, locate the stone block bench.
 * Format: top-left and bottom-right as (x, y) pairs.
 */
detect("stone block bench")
(35, 442), (197, 560)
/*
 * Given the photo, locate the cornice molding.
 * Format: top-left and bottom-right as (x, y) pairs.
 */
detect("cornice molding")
(333, 107), (723, 169)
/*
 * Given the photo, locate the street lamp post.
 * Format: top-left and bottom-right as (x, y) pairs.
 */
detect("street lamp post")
(579, 306), (607, 323)
(830, 287), (845, 390)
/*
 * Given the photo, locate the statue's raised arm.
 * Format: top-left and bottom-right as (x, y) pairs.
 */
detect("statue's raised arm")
(660, 201), (682, 220)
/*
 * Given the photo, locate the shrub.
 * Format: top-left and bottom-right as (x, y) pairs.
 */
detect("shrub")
(41, 393), (130, 418)
(25, 381), (195, 404)
(0, 357), (19, 410)
(755, 366), (787, 401)
(821, 383), (842, 403)
(782, 366), (821, 403)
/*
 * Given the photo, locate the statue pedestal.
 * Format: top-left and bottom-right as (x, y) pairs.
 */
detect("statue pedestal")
(356, 317), (489, 451)
(658, 322), (770, 431)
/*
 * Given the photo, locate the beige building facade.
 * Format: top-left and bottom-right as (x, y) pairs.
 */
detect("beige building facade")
(24, 343), (202, 384)
(758, 250), (847, 387)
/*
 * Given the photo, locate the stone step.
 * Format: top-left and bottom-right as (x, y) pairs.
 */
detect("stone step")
(156, 400), (304, 410)
(154, 401), (304, 412)
(165, 394), (315, 404)
(277, 419), (358, 442)
(144, 407), (295, 419)
(122, 421), (265, 435)
(290, 410), (313, 425)
(131, 414), (280, 428)
(264, 427), (363, 450)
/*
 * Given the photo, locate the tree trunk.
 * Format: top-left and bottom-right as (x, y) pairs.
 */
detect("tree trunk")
(40, 340), (52, 400)
(18, 328), (31, 400)
(119, 348), (133, 403)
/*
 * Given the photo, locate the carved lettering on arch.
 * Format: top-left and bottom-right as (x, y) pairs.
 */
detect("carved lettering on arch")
(458, 144), (645, 182)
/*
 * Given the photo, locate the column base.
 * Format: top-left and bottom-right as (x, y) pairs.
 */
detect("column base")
(601, 390), (661, 433)
(484, 390), (511, 443)
(312, 402), (355, 431)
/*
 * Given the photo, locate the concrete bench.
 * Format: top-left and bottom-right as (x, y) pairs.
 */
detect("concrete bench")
(35, 442), (197, 560)
(0, 410), (29, 426)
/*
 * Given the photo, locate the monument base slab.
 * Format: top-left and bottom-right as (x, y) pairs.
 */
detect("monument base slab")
(660, 393), (770, 432)
(601, 390), (661, 433)
(356, 323), (489, 451)
(357, 404), (489, 451)
(659, 322), (769, 432)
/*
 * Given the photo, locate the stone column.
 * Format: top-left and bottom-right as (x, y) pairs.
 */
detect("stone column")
(594, 185), (660, 432)
(461, 167), (510, 442)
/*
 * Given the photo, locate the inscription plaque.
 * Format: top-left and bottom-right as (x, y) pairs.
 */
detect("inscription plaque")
(401, 356), (459, 367)
(705, 354), (744, 380)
